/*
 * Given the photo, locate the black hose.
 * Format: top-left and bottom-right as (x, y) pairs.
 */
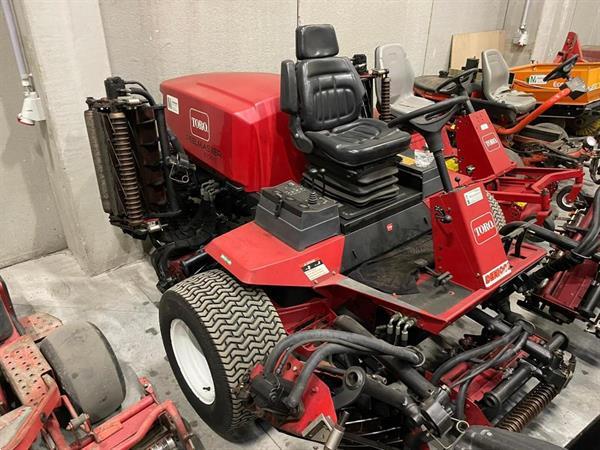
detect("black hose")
(263, 330), (423, 376)
(451, 331), (528, 388)
(501, 221), (599, 260)
(284, 343), (369, 409)
(125, 80), (151, 94)
(577, 189), (600, 255)
(430, 324), (523, 386)
(502, 187), (600, 257)
(520, 190), (600, 290)
(128, 87), (156, 105)
(333, 315), (436, 398)
(467, 308), (556, 363)
(454, 330), (529, 420)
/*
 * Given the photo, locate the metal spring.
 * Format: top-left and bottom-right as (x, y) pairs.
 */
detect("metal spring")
(109, 112), (143, 226)
(496, 383), (559, 432)
(379, 76), (393, 123)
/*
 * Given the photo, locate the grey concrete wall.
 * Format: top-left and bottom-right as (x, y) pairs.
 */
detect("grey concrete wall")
(100, 0), (513, 93)
(571, 0), (600, 45)
(502, 0), (545, 66)
(0, 12), (65, 268)
(14, 0), (142, 275)
(422, 0), (509, 74)
(529, 0), (600, 63)
(298, 0), (434, 75)
(100, 0), (299, 100)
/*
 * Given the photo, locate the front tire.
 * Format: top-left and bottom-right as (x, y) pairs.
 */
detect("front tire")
(159, 269), (286, 436)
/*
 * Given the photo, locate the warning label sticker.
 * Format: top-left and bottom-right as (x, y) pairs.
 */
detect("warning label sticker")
(464, 187), (484, 206)
(166, 95), (179, 114)
(302, 259), (329, 281)
(483, 260), (511, 288)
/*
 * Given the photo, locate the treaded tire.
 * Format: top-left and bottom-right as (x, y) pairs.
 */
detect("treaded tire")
(159, 269), (286, 437)
(39, 322), (126, 423)
(486, 192), (507, 230)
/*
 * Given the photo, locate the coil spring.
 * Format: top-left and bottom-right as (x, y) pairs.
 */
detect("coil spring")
(109, 112), (143, 226)
(379, 76), (393, 123)
(496, 383), (559, 432)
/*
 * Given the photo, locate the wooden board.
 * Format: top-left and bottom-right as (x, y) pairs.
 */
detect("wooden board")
(450, 30), (505, 69)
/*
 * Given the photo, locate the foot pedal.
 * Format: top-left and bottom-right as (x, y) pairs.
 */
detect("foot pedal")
(415, 258), (452, 286)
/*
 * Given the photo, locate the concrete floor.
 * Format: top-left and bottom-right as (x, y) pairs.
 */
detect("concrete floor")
(1, 251), (313, 450)
(2, 250), (598, 449)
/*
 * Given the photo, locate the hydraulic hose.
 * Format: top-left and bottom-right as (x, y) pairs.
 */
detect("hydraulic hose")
(454, 331), (528, 419)
(430, 324), (523, 386)
(501, 222), (600, 261)
(333, 315), (436, 398)
(128, 87), (156, 105)
(284, 343), (368, 409)
(518, 189), (600, 291)
(263, 330), (423, 376)
(467, 308), (561, 363)
(451, 331), (529, 388)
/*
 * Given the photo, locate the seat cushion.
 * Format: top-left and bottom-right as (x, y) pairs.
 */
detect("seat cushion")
(306, 118), (411, 166)
(390, 94), (434, 115)
(492, 88), (536, 113)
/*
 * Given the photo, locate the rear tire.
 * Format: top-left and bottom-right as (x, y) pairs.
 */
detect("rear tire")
(159, 269), (286, 436)
(40, 322), (126, 423)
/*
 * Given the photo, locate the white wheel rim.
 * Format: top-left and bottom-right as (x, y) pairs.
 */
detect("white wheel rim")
(170, 319), (216, 405)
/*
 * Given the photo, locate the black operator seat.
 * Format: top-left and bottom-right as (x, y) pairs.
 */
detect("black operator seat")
(280, 24), (412, 207)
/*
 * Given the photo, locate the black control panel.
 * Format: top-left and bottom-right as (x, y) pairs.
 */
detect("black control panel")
(254, 181), (340, 251)
(397, 149), (443, 198)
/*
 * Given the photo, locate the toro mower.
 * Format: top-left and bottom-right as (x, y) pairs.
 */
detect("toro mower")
(375, 43), (584, 227)
(413, 49), (600, 175)
(83, 23), (596, 449)
(0, 277), (197, 449)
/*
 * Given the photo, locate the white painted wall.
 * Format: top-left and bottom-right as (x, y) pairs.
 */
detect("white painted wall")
(0, 13), (65, 268)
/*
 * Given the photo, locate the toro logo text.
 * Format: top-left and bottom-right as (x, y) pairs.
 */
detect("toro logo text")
(470, 212), (497, 245)
(190, 108), (210, 142)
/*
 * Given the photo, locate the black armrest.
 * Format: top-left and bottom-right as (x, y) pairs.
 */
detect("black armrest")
(288, 116), (313, 153)
(280, 60), (298, 114)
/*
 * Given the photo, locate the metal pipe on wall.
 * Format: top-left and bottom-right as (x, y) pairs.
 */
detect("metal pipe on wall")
(1, 0), (45, 125)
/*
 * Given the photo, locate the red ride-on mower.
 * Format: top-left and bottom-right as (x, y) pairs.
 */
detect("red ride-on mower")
(0, 277), (197, 449)
(413, 50), (600, 174)
(375, 44), (584, 226)
(152, 25), (580, 450)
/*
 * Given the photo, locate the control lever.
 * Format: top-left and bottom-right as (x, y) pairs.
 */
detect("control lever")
(308, 167), (319, 205)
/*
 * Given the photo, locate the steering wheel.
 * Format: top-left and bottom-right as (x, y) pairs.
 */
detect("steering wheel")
(543, 55), (578, 82)
(388, 96), (469, 131)
(434, 68), (479, 95)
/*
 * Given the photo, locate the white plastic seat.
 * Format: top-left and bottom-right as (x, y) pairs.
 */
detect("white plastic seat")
(375, 44), (434, 115)
(481, 49), (536, 114)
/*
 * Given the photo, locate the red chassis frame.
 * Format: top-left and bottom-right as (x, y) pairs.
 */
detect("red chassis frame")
(453, 109), (583, 225)
(529, 205), (600, 321)
(0, 279), (194, 450)
(206, 182), (546, 335)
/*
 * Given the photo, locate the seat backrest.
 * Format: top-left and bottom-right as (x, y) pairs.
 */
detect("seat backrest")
(375, 44), (415, 101)
(481, 49), (510, 100)
(292, 24), (365, 132)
